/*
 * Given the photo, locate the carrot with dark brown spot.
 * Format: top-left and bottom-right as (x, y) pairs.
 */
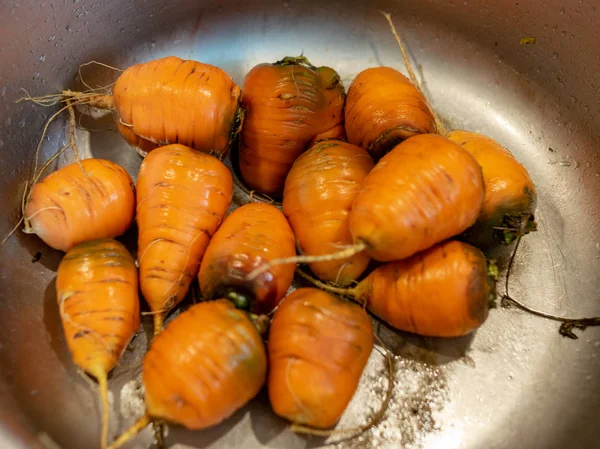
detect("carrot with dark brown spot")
(298, 240), (496, 338)
(345, 66), (436, 160)
(199, 203), (295, 314)
(238, 56), (346, 197)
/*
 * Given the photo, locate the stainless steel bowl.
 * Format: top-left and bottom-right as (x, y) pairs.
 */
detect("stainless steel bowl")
(1, 1), (599, 448)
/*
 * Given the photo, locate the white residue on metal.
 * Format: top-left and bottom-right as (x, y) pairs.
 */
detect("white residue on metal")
(327, 342), (450, 449)
(119, 377), (145, 421)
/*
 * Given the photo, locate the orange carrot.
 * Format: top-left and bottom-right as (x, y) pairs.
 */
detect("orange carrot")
(283, 139), (374, 286)
(300, 240), (496, 337)
(379, 13), (537, 249)
(24, 158), (135, 252)
(446, 130), (537, 247)
(199, 203), (295, 314)
(247, 133), (484, 280)
(57, 239), (140, 449)
(107, 300), (266, 449)
(238, 56), (346, 196)
(49, 56), (242, 157)
(345, 67), (436, 160)
(348, 133), (484, 261)
(136, 144), (232, 335)
(268, 288), (373, 428)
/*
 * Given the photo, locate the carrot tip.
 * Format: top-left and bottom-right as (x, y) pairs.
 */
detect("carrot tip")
(106, 413), (151, 449)
(96, 372), (110, 449)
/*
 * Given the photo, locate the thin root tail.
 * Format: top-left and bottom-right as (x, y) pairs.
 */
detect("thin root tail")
(106, 413), (151, 449)
(96, 372), (109, 449)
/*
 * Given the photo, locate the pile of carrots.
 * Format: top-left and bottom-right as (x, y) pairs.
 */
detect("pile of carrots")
(17, 17), (564, 447)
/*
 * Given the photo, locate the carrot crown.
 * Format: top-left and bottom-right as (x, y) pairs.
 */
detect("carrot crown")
(275, 55), (316, 69)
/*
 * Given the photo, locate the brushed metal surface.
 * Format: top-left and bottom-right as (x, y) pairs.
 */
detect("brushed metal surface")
(1, 1), (599, 449)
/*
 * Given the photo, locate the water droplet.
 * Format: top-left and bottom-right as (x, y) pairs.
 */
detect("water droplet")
(560, 6), (565, 14)
(32, 72), (40, 80)
(48, 35), (56, 41)
(561, 30), (567, 36)
(553, 52), (558, 59)
(66, 24), (72, 31)
(39, 54), (46, 62)
(0, 140), (4, 148)
(559, 160), (571, 167)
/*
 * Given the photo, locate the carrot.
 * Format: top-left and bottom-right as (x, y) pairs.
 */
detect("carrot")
(198, 203), (295, 314)
(446, 131), (537, 247)
(283, 139), (374, 286)
(56, 239), (140, 449)
(380, 13), (537, 249)
(24, 158), (135, 252)
(238, 55), (346, 197)
(268, 288), (373, 429)
(136, 144), (232, 335)
(40, 56), (242, 158)
(107, 300), (266, 449)
(346, 133), (484, 261)
(247, 133), (484, 280)
(345, 66), (436, 160)
(299, 240), (496, 338)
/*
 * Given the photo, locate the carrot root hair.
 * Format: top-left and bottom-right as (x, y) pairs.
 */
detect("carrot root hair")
(295, 268), (355, 298)
(246, 242), (367, 281)
(380, 11), (447, 135)
(290, 333), (394, 441)
(106, 413), (151, 449)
